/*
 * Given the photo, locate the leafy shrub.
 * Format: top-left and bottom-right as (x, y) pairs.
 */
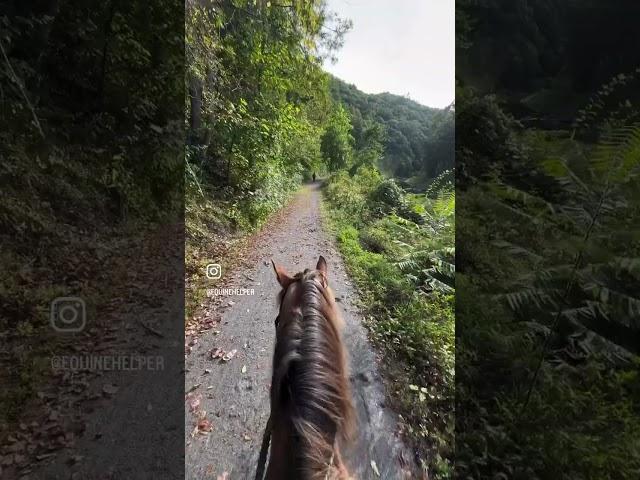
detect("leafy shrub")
(324, 168), (384, 225)
(369, 178), (425, 224)
(370, 178), (406, 208)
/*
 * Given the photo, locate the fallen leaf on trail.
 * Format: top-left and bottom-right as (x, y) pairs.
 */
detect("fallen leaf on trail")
(187, 393), (202, 412)
(210, 348), (224, 359)
(102, 384), (119, 396)
(371, 460), (380, 477)
(222, 349), (237, 362)
(241, 365), (247, 374)
(36, 453), (55, 461)
(197, 418), (213, 433)
(187, 383), (202, 394)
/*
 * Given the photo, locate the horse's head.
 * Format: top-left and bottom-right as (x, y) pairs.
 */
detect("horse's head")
(266, 256), (354, 479)
(271, 256), (341, 330)
(272, 255), (328, 290)
(265, 256), (354, 480)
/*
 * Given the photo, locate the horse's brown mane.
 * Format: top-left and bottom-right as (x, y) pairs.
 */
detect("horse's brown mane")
(272, 269), (355, 479)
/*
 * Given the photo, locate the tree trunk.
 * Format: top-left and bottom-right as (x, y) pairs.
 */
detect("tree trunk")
(189, 75), (203, 143)
(98, 0), (120, 110)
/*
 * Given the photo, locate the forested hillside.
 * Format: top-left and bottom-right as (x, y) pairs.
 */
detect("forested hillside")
(330, 77), (454, 184)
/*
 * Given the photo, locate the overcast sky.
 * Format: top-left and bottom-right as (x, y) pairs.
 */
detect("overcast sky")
(323, 0), (454, 109)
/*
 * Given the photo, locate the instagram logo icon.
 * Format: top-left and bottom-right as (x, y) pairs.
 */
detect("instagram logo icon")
(206, 263), (222, 280)
(50, 297), (86, 333)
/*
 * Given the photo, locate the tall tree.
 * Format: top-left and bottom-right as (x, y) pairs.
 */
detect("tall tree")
(321, 104), (354, 172)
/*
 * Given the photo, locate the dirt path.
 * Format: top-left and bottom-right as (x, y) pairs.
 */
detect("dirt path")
(21, 224), (185, 480)
(185, 184), (414, 479)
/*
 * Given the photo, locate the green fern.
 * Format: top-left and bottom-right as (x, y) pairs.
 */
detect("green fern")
(495, 124), (640, 354)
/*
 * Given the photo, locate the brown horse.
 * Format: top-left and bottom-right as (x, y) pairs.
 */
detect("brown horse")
(255, 256), (355, 480)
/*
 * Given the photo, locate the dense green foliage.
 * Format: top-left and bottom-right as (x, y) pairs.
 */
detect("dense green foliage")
(324, 167), (455, 477)
(186, 0), (350, 233)
(456, 1), (640, 477)
(330, 77), (454, 184)
(457, 117), (640, 479)
(2, 1), (184, 232)
(1, 0), (184, 423)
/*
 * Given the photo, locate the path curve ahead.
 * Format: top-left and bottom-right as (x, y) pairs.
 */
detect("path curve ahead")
(185, 183), (414, 479)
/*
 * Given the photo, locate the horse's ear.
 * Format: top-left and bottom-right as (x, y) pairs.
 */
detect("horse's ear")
(316, 255), (328, 277)
(272, 260), (294, 289)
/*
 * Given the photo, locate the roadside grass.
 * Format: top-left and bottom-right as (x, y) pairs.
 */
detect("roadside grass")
(321, 168), (455, 479)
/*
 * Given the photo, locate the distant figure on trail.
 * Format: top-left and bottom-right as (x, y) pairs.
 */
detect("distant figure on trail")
(312, 172), (316, 182)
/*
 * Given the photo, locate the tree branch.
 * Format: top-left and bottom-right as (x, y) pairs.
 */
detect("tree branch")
(0, 37), (45, 139)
